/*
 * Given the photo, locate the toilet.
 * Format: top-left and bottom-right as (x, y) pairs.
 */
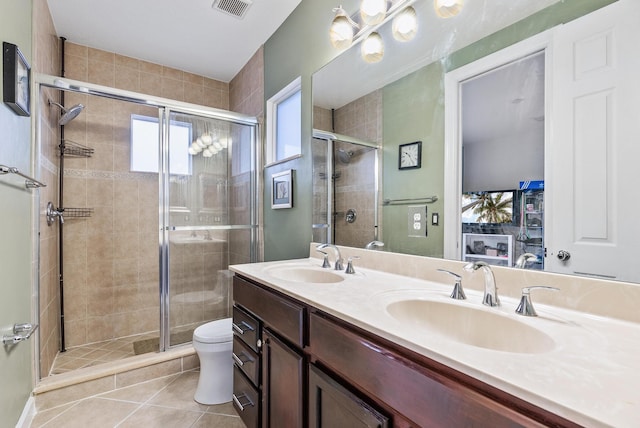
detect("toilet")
(193, 318), (233, 405)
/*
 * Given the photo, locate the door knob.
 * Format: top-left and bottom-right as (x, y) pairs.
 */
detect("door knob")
(557, 250), (571, 261)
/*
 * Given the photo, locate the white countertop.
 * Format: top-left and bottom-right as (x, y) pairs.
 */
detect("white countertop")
(230, 257), (640, 428)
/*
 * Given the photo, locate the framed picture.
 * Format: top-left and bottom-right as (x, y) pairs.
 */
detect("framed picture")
(272, 169), (293, 209)
(398, 141), (422, 170)
(3, 42), (31, 117)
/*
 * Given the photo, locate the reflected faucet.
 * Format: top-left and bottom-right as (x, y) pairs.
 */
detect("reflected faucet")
(464, 261), (500, 307)
(365, 240), (385, 250)
(316, 244), (344, 270)
(515, 253), (537, 268)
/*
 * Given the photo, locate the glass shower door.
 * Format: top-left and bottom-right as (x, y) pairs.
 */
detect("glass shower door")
(163, 110), (256, 347)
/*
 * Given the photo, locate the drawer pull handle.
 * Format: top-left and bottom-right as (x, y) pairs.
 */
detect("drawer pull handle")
(232, 321), (254, 335)
(232, 392), (254, 411)
(232, 351), (252, 367)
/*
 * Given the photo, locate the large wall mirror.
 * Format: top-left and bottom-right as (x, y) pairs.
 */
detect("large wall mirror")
(312, 0), (640, 283)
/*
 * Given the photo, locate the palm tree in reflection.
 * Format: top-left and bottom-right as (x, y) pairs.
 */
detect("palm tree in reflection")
(462, 192), (512, 223)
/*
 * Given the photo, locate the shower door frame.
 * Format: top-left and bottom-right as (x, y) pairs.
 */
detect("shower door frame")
(312, 129), (380, 245)
(35, 74), (260, 370)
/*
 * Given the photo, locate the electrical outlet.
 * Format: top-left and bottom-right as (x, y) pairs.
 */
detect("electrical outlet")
(407, 205), (427, 238)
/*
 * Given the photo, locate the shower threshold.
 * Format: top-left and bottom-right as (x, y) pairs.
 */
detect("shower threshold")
(49, 332), (159, 376)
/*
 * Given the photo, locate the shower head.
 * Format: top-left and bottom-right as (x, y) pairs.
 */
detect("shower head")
(49, 100), (85, 125)
(336, 148), (354, 164)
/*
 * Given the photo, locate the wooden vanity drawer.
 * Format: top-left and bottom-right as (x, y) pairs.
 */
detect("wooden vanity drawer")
(233, 365), (259, 428)
(233, 275), (306, 348)
(233, 336), (259, 387)
(232, 305), (260, 352)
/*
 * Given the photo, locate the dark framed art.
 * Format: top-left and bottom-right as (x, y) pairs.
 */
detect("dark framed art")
(398, 141), (422, 170)
(3, 42), (31, 117)
(272, 169), (293, 209)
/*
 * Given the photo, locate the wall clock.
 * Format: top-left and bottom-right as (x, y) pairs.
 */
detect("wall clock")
(398, 141), (422, 170)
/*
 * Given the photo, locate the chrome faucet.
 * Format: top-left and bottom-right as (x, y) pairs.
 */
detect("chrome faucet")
(515, 252), (537, 269)
(316, 244), (344, 270)
(365, 240), (385, 250)
(463, 261), (500, 307)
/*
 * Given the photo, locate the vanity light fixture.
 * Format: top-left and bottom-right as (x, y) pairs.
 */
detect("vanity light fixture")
(392, 6), (418, 42)
(330, 0), (420, 63)
(361, 32), (384, 63)
(434, 0), (464, 18)
(329, 6), (358, 49)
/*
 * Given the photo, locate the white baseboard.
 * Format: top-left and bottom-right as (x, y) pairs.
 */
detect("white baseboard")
(15, 396), (35, 428)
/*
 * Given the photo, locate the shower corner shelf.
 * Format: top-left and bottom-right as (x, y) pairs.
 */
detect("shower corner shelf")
(61, 140), (94, 157)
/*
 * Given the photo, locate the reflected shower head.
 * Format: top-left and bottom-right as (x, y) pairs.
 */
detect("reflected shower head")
(49, 100), (85, 125)
(336, 148), (354, 164)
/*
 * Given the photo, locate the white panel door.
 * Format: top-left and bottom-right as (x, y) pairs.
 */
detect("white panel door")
(547, 0), (640, 281)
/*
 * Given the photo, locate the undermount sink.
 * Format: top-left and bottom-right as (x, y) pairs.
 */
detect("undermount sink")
(267, 266), (345, 284)
(386, 299), (555, 354)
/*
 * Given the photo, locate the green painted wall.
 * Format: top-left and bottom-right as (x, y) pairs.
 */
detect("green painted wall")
(263, 0), (360, 261)
(264, 0), (616, 261)
(0, 1), (34, 426)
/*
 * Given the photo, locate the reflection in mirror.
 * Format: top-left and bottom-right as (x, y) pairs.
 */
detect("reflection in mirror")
(312, 131), (380, 248)
(460, 51), (545, 271)
(311, 0), (640, 282)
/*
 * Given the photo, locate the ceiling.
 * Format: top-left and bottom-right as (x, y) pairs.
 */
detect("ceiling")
(47, 0), (301, 82)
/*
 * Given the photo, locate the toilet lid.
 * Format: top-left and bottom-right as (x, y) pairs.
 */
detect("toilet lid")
(193, 318), (232, 344)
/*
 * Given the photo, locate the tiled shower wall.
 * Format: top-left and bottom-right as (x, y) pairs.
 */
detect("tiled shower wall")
(229, 47), (264, 265)
(312, 90), (383, 248)
(57, 43), (232, 349)
(35, 0), (62, 377)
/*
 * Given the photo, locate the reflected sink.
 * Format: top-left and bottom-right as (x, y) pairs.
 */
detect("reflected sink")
(267, 266), (344, 284)
(386, 299), (555, 354)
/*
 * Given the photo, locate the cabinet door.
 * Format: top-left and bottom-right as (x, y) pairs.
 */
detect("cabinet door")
(309, 364), (388, 428)
(262, 329), (304, 428)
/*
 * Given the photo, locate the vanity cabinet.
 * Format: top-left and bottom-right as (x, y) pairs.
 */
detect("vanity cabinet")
(232, 275), (306, 428)
(233, 273), (579, 428)
(309, 364), (389, 428)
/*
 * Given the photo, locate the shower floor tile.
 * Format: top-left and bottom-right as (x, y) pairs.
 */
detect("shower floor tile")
(49, 333), (154, 376)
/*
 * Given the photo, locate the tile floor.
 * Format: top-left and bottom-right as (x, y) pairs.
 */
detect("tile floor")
(49, 333), (157, 376)
(31, 370), (246, 428)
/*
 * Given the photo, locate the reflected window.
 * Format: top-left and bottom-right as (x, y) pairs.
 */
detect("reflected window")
(130, 114), (192, 175)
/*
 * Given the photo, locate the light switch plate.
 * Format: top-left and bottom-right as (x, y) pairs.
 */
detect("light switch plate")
(407, 205), (427, 238)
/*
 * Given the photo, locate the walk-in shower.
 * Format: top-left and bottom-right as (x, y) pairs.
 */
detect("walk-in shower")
(35, 75), (258, 379)
(312, 130), (380, 247)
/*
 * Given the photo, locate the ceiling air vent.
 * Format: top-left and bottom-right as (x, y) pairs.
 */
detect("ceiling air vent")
(212, 0), (253, 19)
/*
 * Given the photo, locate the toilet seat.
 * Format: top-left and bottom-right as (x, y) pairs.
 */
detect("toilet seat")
(193, 318), (232, 344)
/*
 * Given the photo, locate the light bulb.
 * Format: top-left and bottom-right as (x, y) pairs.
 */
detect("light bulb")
(202, 148), (213, 157)
(188, 147), (198, 155)
(190, 142), (202, 153)
(329, 13), (354, 49)
(219, 138), (229, 148)
(195, 137), (205, 149)
(392, 6), (418, 42)
(434, 0), (464, 18)
(201, 134), (213, 145)
(213, 142), (223, 151)
(361, 32), (384, 63)
(360, 0), (387, 25)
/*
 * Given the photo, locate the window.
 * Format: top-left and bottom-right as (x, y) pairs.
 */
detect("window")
(130, 114), (192, 175)
(266, 77), (302, 164)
